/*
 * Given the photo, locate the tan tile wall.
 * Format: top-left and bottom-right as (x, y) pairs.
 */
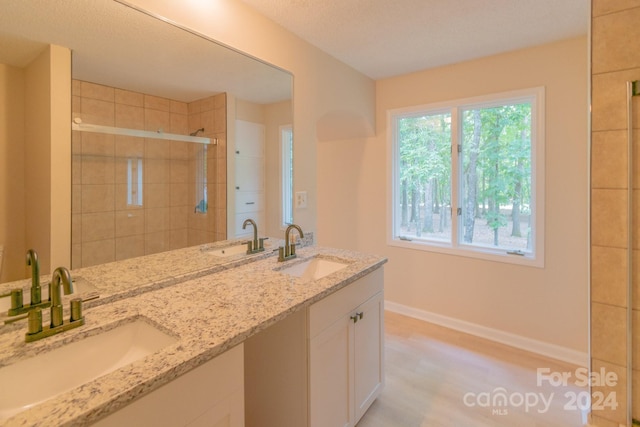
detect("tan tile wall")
(591, 0), (640, 424)
(72, 81), (226, 268)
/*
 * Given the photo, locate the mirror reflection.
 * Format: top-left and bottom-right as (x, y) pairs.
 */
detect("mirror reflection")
(0, 0), (293, 281)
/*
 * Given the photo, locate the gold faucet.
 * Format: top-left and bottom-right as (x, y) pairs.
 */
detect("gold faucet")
(242, 219), (268, 254)
(6, 249), (51, 316)
(25, 267), (84, 343)
(278, 224), (304, 262)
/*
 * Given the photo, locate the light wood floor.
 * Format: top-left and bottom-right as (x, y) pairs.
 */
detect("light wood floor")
(357, 311), (589, 427)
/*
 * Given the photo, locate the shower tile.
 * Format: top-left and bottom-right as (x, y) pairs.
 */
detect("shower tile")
(72, 155), (82, 185)
(593, 0), (640, 17)
(81, 212), (115, 242)
(145, 158), (170, 184)
(81, 184), (115, 213)
(591, 245), (627, 307)
(591, 358), (626, 425)
(114, 184), (131, 211)
(115, 88), (143, 107)
(201, 110), (214, 134)
(72, 95), (81, 117)
(634, 250), (640, 309)
(170, 100), (188, 115)
(634, 367), (640, 422)
(216, 157), (227, 184)
(188, 99), (202, 115)
(214, 108), (226, 133)
(591, 189), (628, 248)
(592, 70), (640, 132)
(72, 214), (82, 245)
(145, 207), (170, 234)
(80, 81), (114, 102)
(170, 113), (188, 135)
(170, 183), (189, 207)
(215, 208), (226, 234)
(169, 229), (188, 250)
(115, 135), (144, 158)
(215, 183), (226, 209)
(116, 235), (145, 261)
(170, 159), (189, 183)
(592, 8), (640, 74)
(115, 210), (144, 237)
(170, 206), (188, 230)
(146, 138), (171, 160)
(145, 109), (171, 133)
(145, 231), (170, 255)
(72, 184), (82, 214)
(200, 96), (215, 112)
(170, 142), (189, 162)
(115, 104), (144, 130)
(591, 130), (627, 189)
(72, 79), (81, 96)
(144, 95), (171, 112)
(82, 239), (114, 268)
(81, 97), (115, 126)
(82, 132), (115, 157)
(188, 113), (203, 133)
(214, 93), (226, 110)
(81, 155), (115, 185)
(145, 183), (171, 209)
(591, 302), (628, 366)
(71, 244), (81, 270)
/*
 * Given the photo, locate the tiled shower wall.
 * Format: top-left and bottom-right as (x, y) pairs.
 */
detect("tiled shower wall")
(591, 1), (640, 425)
(71, 80), (226, 268)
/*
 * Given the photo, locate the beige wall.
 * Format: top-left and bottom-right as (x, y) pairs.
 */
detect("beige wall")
(590, 1), (640, 425)
(0, 63), (26, 281)
(319, 37), (589, 360)
(126, 0), (376, 237)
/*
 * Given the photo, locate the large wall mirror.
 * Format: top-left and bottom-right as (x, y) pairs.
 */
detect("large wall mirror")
(0, 0), (293, 281)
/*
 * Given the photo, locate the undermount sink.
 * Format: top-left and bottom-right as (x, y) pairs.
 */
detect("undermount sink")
(0, 318), (177, 420)
(0, 276), (98, 315)
(279, 257), (349, 281)
(206, 244), (249, 258)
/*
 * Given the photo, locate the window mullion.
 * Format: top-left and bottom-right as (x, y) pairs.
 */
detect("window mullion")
(450, 107), (460, 248)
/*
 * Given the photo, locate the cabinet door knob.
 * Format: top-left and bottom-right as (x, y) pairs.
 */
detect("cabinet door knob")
(350, 314), (359, 323)
(358, 312), (364, 320)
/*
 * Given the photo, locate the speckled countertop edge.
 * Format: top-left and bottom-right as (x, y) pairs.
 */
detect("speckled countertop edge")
(0, 244), (386, 427)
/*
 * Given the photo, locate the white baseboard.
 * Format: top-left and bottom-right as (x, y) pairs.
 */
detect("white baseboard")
(384, 300), (588, 367)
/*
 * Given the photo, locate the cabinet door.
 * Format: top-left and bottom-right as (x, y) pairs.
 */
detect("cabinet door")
(354, 292), (384, 423)
(309, 316), (353, 427)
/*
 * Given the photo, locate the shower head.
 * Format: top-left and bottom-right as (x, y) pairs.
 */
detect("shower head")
(190, 128), (205, 137)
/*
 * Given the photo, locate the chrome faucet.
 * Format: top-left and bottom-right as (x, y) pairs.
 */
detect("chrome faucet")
(25, 266), (84, 343)
(242, 218), (268, 254)
(278, 224), (304, 262)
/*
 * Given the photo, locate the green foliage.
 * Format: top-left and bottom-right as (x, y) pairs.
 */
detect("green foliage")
(397, 100), (531, 247)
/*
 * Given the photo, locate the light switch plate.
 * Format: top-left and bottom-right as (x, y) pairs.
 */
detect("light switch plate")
(295, 191), (307, 209)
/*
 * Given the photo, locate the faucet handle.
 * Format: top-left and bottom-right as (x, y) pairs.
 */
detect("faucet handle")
(259, 237), (269, 250)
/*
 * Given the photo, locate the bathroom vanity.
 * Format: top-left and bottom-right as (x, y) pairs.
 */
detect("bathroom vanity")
(0, 240), (386, 427)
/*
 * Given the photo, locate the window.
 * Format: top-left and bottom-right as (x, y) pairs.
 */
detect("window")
(281, 125), (294, 227)
(389, 88), (544, 266)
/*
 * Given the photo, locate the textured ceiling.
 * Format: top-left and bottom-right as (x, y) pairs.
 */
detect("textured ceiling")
(239, 0), (589, 79)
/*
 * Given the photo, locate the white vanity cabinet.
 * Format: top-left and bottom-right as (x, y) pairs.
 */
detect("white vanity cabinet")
(308, 268), (384, 427)
(93, 344), (244, 427)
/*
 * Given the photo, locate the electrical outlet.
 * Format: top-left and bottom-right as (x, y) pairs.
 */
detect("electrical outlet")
(295, 191), (307, 209)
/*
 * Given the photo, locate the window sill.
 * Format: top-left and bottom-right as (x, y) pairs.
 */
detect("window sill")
(387, 238), (543, 268)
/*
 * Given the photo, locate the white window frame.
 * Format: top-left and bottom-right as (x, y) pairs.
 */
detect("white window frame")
(280, 124), (294, 228)
(387, 87), (545, 267)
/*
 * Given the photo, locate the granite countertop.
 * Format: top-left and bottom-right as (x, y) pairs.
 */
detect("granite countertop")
(0, 237), (292, 315)
(0, 244), (386, 426)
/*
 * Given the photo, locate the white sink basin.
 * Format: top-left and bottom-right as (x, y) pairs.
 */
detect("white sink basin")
(0, 318), (177, 419)
(0, 276), (98, 314)
(280, 257), (349, 281)
(206, 244), (248, 258)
